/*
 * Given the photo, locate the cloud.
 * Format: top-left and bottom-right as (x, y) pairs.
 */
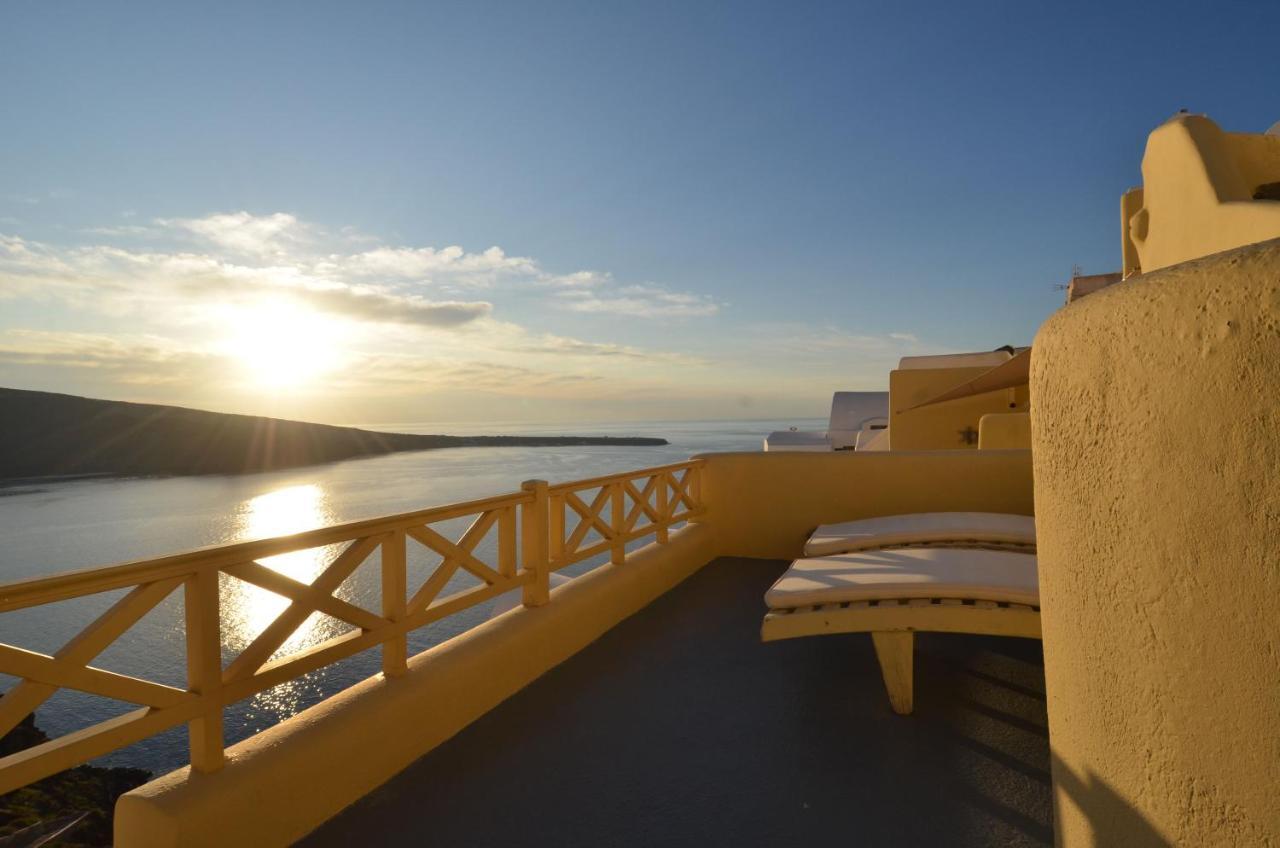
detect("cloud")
(0, 233), (493, 329)
(2, 212), (722, 330)
(0, 330), (222, 386)
(82, 224), (160, 237)
(505, 333), (705, 363)
(542, 270), (612, 287)
(326, 245), (537, 285)
(0, 330), (608, 399)
(557, 284), (721, 318)
(302, 287), (492, 327)
(761, 324), (932, 355)
(0, 213), (725, 409)
(159, 211), (307, 257)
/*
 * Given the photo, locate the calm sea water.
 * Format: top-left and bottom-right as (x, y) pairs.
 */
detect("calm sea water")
(0, 417), (821, 775)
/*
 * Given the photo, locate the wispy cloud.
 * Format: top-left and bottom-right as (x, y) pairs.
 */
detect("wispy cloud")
(159, 211), (308, 257)
(0, 329), (222, 386)
(82, 224), (161, 238)
(324, 245), (537, 285)
(0, 328), (623, 404)
(0, 211), (746, 416)
(505, 332), (706, 363)
(557, 284), (720, 318)
(2, 212), (723, 328)
(0, 233), (494, 329)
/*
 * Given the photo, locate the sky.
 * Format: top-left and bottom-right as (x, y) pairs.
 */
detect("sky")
(2, 1), (1278, 425)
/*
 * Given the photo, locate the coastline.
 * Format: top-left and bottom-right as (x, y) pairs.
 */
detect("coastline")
(0, 387), (667, 480)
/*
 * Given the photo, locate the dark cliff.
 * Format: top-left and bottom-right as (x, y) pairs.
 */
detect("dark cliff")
(0, 388), (667, 479)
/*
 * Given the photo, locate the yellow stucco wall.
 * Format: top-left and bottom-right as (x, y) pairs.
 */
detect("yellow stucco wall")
(978, 413), (1031, 450)
(889, 367), (1030, 450)
(699, 449), (1034, 560)
(1031, 238), (1280, 846)
(1126, 115), (1280, 275)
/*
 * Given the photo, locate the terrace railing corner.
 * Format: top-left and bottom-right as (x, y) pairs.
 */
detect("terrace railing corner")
(0, 459), (706, 794)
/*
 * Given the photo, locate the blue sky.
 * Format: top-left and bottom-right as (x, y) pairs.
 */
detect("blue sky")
(2, 1), (1278, 423)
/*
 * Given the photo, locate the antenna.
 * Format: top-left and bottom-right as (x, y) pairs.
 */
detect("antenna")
(1052, 265), (1083, 291)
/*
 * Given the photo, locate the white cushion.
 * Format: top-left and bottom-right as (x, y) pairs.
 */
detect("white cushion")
(765, 547), (1038, 609)
(804, 512), (1035, 557)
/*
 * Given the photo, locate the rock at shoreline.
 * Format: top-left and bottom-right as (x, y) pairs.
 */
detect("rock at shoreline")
(0, 714), (150, 847)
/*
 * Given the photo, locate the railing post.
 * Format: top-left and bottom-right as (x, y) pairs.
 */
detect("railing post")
(610, 481), (626, 564)
(521, 480), (550, 607)
(185, 568), (224, 773)
(381, 530), (408, 677)
(690, 462), (705, 519)
(498, 505), (517, 579)
(549, 489), (565, 570)
(655, 473), (669, 544)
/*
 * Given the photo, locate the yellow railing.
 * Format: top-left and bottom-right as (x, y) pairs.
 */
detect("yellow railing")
(0, 459), (706, 794)
(548, 460), (702, 569)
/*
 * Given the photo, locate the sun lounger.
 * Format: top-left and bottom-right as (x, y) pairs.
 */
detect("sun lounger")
(804, 512), (1036, 557)
(762, 545), (1039, 715)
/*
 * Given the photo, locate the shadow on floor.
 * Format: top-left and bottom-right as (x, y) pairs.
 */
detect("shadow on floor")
(300, 558), (1053, 847)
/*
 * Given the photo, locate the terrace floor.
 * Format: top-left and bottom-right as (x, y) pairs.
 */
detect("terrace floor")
(301, 557), (1053, 847)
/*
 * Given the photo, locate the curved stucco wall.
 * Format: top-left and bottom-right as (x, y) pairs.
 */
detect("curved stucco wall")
(1031, 238), (1280, 845)
(1127, 115), (1280, 275)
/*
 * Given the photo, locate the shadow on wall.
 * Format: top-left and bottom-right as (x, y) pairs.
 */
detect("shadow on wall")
(1051, 754), (1172, 848)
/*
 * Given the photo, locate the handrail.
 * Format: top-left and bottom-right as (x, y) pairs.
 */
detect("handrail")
(547, 461), (705, 568)
(0, 490), (536, 613)
(0, 459), (707, 794)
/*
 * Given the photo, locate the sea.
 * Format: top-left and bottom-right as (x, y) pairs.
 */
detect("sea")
(0, 417), (823, 776)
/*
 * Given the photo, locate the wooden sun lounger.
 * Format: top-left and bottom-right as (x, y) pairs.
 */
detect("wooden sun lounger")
(762, 539), (1039, 715)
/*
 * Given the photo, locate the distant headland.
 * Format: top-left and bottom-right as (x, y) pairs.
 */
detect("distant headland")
(0, 388), (668, 480)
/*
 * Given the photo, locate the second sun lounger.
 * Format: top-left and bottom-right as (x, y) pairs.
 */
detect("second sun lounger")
(761, 546), (1040, 715)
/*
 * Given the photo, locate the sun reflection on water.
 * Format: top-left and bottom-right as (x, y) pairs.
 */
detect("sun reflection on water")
(224, 484), (354, 717)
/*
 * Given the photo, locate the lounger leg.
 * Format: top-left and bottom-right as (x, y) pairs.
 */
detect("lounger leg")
(870, 631), (914, 715)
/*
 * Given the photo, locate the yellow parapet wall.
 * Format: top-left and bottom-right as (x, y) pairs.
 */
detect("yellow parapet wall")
(1032, 238), (1280, 845)
(1125, 114), (1280, 276)
(697, 449), (1034, 560)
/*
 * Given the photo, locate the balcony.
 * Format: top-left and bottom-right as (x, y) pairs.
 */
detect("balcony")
(0, 449), (1038, 845)
(302, 556), (1052, 848)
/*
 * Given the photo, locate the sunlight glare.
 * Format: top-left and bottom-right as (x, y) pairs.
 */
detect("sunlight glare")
(222, 484), (355, 717)
(225, 301), (344, 389)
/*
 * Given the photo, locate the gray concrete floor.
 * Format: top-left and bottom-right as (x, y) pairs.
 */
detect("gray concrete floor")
(300, 558), (1052, 847)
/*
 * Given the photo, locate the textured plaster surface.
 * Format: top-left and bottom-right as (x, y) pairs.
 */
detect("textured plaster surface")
(1032, 238), (1280, 846)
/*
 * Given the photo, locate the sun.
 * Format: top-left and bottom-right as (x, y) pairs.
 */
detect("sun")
(224, 301), (345, 389)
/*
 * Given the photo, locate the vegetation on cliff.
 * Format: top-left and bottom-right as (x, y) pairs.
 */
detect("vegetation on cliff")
(0, 714), (149, 846)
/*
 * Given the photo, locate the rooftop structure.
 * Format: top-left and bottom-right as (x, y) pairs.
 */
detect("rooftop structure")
(0, 112), (1277, 847)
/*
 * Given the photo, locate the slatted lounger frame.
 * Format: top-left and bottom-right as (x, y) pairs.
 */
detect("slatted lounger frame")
(762, 536), (1042, 716)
